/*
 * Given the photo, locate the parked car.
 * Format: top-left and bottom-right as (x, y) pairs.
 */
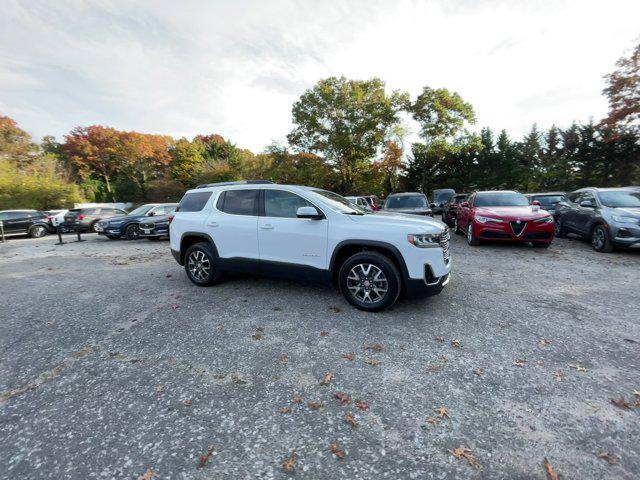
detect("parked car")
(44, 209), (68, 232)
(431, 189), (456, 214)
(62, 206), (128, 232)
(524, 192), (565, 216)
(441, 193), (468, 227)
(554, 187), (640, 252)
(455, 190), (555, 247)
(345, 196), (373, 212)
(96, 203), (178, 240)
(169, 181), (451, 312)
(383, 192), (433, 216)
(0, 210), (50, 238)
(139, 214), (174, 240)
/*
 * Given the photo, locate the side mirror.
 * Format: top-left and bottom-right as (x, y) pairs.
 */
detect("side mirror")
(579, 200), (595, 208)
(296, 206), (322, 219)
(430, 203), (437, 208)
(460, 202), (470, 208)
(148, 211), (155, 216)
(532, 200), (541, 206)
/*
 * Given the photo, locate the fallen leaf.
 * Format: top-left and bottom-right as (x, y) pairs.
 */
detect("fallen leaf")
(568, 363), (587, 372)
(183, 399), (193, 406)
(197, 446), (215, 469)
(426, 416), (439, 425)
(355, 400), (369, 411)
(365, 359), (380, 366)
(451, 446), (481, 469)
(320, 372), (334, 385)
(597, 452), (619, 465)
(365, 343), (384, 353)
(434, 406), (450, 418)
(292, 395), (303, 404)
(343, 412), (357, 427)
(341, 353), (355, 361)
(543, 458), (558, 480)
(320, 331), (329, 337)
(553, 372), (565, 381)
(440, 355), (448, 363)
(165, 273), (172, 278)
(308, 401), (322, 410)
(513, 359), (527, 367)
(633, 389), (640, 397)
(451, 340), (463, 348)
(73, 346), (94, 358)
(330, 306), (341, 313)
(330, 442), (345, 458)
(282, 450), (296, 472)
(280, 354), (289, 364)
(435, 336), (445, 342)
(252, 333), (263, 340)
(334, 392), (351, 405)
(255, 326), (264, 332)
(538, 338), (551, 348)
(138, 468), (158, 480)
(273, 306), (282, 311)
(279, 407), (292, 414)
(611, 397), (631, 410)
(474, 368), (485, 376)
(426, 364), (442, 373)
(155, 384), (165, 392)
(170, 303), (180, 310)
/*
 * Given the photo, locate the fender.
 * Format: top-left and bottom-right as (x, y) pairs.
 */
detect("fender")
(329, 239), (410, 280)
(177, 231), (220, 265)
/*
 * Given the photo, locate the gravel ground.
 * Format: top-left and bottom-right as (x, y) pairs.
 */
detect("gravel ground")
(0, 231), (639, 479)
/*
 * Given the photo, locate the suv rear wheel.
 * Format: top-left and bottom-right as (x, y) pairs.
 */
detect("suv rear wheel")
(184, 242), (224, 286)
(591, 224), (613, 253)
(29, 225), (48, 238)
(338, 252), (401, 312)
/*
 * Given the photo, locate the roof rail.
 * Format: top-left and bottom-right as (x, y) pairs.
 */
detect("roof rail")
(196, 180), (274, 189)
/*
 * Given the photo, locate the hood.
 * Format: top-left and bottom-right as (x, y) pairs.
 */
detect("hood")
(384, 207), (432, 214)
(141, 214), (171, 224)
(107, 214), (146, 223)
(347, 211), (445, 232)
(611, 207), (640, 217)
(475, 206), (551, 220)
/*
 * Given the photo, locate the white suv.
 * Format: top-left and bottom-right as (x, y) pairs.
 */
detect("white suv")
(170, 181), (451, 311)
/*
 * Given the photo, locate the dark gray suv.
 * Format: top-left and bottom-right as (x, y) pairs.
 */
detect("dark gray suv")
(554, 187), (640, 252)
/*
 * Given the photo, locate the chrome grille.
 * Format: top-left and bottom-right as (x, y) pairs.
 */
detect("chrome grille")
(440, 227), (451, 263)
(140, 222), (155, 229)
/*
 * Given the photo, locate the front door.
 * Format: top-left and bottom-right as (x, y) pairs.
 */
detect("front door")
(258, 189), (328, 270)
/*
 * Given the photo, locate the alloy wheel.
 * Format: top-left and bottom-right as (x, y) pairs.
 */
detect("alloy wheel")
(592, 227), (605, 250)
(187, 250), (212, 282)
(33, 226), (46, 238)
(126, 224), (141, 240)
(467, 223), (473, 243)
(346, 263), (388, 304)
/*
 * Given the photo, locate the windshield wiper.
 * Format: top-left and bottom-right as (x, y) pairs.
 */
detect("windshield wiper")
(344, 211), (365, 215)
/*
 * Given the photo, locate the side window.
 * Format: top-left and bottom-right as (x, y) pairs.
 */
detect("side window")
(581, 193), (596, 205)
(566, 192), (580, 203)
(178, 192), (213, 212)
(0, 213), (7, 221)
(218, 189), (259, 216)
(152, 206), (166, 215)
(264, 190), (313, 218)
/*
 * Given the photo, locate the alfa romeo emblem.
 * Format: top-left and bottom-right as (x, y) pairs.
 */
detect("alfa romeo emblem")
(516, 220), (521, 224)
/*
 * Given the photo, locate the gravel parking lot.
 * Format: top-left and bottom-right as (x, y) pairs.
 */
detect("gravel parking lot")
(1, 232), (639, 479)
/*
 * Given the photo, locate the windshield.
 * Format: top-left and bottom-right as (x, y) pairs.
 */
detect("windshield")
(475, 192), (529, 207)
(533, 195), (563, 206)
(385, 195), (427, 209)
(434, 191), (454, 203)
(128, 205), (154, 216)
(309, 189), (366, 214)
(597, 190), (640, 208)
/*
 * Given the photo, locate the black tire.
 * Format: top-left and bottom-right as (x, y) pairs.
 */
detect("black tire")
(147, 237), (160, 241)
(554, 217), (567, 238)
(466, 221), (480, 246)
(184, 242), (224, 286)
(533, 242), (551, 248)
(29, 225), (48, 238)
(124, 223), (141, 240)
(453, 216), (462, 235)
(338, 251), (401, 312)
(90, 221), (100, 233)
(591, 224), (614, 253)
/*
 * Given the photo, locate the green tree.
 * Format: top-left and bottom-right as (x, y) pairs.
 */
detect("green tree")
(409, 87), (476, 142)
(287, 76), (408, 193)
(169, 138), (206, 187)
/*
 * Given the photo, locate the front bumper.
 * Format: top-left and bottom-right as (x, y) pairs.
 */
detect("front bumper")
(612, 224), (640, 248)
(140, 225), (169, 238)
(475, 219), (554, 243)
(405, 272), (451, 298)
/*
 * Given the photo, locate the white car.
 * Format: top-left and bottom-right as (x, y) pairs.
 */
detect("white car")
(345, 196), (373, 212)
(170, 181), (451, 311)
(45, 209), (68, 230)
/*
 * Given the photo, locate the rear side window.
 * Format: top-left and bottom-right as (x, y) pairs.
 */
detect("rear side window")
(217, 189), (259, 216)
(178, 192), (213, 212)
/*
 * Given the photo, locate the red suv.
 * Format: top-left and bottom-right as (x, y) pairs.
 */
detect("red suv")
(455, 190), (555, 248)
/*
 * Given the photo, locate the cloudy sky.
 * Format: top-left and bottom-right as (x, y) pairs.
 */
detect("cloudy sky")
(1, 0), (639, 152)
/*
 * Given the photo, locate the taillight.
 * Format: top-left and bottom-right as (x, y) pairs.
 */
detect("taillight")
(78, 215), (85, 220)
(168, 215), (174, 224)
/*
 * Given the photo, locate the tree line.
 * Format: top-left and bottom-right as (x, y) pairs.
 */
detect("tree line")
(1, 42), (638, 210)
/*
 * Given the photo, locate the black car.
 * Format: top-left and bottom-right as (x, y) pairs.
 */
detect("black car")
(441, 193), (468, 227)
(524, 192), (565, 216)
(431, 188), (456, 214)
(555, 187), (640, 252)
(383, 192), (433, 216)
(63, 206), (128, 232)
(139, 214), (173, 240)
(97, 203), (178, 240)
(0, 210), (51, 238)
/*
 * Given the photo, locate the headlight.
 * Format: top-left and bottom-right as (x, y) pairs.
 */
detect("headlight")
(408, 233), (440, 247)
(533, 216), (554, 223)
(475, 215), (503, 224)
(612, 215), (638, 224)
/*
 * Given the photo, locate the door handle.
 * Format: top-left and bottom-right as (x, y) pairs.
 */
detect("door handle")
(207, 221), (219, 227)
(260, 224), (274, 230)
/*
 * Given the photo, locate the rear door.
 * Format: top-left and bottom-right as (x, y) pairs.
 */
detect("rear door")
(573, 192), (598, 234)
(258, 189), (328, 269)
(1, 212), (25, 233)
(209, 189), (260, 260)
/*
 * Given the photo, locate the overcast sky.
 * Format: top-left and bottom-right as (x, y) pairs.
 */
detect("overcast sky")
(1, 0), (639, 152)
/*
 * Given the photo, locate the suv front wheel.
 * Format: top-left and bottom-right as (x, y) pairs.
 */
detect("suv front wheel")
(184, 242), (224, 286)
(338, 252), (401, 312)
